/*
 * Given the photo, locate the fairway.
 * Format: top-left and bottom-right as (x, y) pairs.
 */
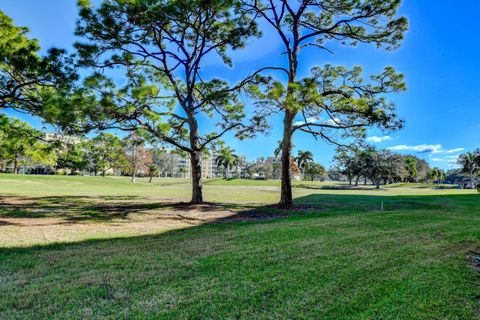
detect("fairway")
(1, 175), (480, 319)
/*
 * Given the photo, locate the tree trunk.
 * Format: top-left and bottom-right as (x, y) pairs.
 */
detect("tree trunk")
(131, 143), (137, 183)
(186, 111), (204, 204)
(149, 175), (153, 183)
(279, 109), (295, 208)
(190, 150), (203, 204)
(278, 40), (300, 209)
(13, 157), (18, 174)
(355, 176), (359, 186)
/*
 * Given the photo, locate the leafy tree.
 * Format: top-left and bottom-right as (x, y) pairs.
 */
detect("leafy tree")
(152, 149), (170, 178)
(333, 146), (417, 187)
(327, 167), (344, 182)
(387, 153), (408, 183)
(55, 142), (86, 175)
(334, 146), (374, 185)
(0, 117), (40, 174)
(444, 168), (468, 185)
(74, 0), (267, 203)
(303, 162), (325, 182)
(243, 0), (407, 207)
(364, 149), (396, 189)
(334, 148), (358, 185)
(123, 133), (146, 183)
(26, 140), (56, 172)
(415, 158), (430, 183)
(215, 147), (239, 179)
(0, 11), (76, 118)
(84, 133), (126, 176)
(458, 151), (479, 189)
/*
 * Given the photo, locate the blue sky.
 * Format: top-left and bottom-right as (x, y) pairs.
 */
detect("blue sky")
(2, 0), (479, 169)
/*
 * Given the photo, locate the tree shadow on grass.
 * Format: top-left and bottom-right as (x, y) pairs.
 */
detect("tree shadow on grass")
(2, 193), (480, 320)
(0, 191), (478, 229)
(0, 195), (160, 221)
(0, 193), (478, 249)
(0, 192), (479, 252)
(0, 195), (284, 226)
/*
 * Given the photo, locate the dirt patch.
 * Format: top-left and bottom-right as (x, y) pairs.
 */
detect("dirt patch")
(0, 196), (283, 247)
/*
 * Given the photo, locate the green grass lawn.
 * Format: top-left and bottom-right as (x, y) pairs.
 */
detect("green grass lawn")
(1, 174), (480, 319)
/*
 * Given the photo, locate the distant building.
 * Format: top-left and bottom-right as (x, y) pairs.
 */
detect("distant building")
(42, 132), (83, 145)
(157, 151), (246, 179)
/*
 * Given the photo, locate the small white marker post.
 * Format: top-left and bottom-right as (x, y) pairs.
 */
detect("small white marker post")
(381, 201), (384, 211)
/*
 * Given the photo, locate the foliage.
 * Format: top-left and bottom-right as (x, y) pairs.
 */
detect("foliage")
(0, 11), (76, 118)
(0, 116), (41, 173)
(55, 141), (86, 175)
(243, 0), (408, 207)
(84, 133), (126, 176)
(334, 146), (431, 187)
(122, 132), (149, 181)
(457, 150), (480, 188)
(404, 156), (418, 182)
(74, 0), (268, 203)
(430, 167), (446, 184)
(147, 164), (160, 183)
(303, 162), (326, 182)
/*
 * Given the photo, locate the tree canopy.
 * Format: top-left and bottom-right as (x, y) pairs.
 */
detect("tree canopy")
(0, 11), (76, 119)
(73, 0), (269, 203)
(243, 0), (408, 207)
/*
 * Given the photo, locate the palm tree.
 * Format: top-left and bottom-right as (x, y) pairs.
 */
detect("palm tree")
(295, 150), (314, 178)
(458, 151), (479, 189)
(215, 147), (238, 179)
(430, 167), (443, 184)
(274, 140), (295, 158)
(404, 156), (418, 183)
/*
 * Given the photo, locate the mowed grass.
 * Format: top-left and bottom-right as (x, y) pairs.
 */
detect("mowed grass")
(1, 174), (480, 319)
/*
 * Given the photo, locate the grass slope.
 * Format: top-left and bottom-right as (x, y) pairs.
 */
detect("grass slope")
(0, 175), (479, 319)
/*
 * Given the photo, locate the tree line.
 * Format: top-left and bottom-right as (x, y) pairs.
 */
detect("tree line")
(0, 116), (162, 180)
(457, 149), (480, 189)
(1, 0), (408, 207)
(333, 146), (431, 189)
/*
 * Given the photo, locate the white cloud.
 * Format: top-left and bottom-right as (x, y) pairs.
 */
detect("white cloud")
(324, 118), (341, 126)
(445, 148), (464, 154)
(294, 117), (342, 127)
(367, 135), (392, 143)
(431, 158), (444, 162)
(387, 144), (443, 154)
(293, 117), (321, 126)
(446, 155), (460, 160)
